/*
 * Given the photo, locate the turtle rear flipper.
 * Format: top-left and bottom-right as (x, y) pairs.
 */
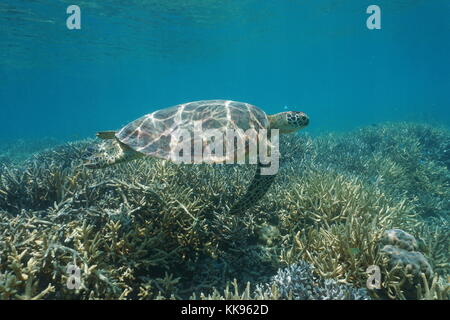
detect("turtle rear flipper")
(229, 163), (277, 214)
(84, 139), (143, 169)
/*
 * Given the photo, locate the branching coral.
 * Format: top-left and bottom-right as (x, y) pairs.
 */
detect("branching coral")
(0, 122), (448, 300)
(300, 123), (450, 218)
(0, 140), (278, 299)
(194, 261), (370, 300)
(268, 168), (416, 283)
(0, 137), (61, 165)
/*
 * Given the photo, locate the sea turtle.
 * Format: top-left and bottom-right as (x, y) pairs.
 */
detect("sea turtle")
(85, 100), (309, 214)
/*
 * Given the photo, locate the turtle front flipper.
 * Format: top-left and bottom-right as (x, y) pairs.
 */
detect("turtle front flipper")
(229, 163), (277, 214)
(84, 138), (143, 169)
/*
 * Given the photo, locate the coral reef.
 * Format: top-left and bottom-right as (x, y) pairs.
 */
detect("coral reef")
(0, 140), (278, 299)
(195, 261), (370, 300)
(0, 137), (62, 165)
(254, 261), (371, 300)
(0, 122), (448, 300)
(292, 123), (450, 218)
(416, 216), (449, 277)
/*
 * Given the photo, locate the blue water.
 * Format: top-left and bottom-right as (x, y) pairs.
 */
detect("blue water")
(1, 0), (449, 140)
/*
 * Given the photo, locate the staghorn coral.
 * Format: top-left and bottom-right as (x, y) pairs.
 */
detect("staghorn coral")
(291, 122), (450, 218)
(0, 139), (278, 299)
(194, 261), (370, 300)
(0, 137), (62, 165)
(416, 216), (449, 277)
(271, 167), (417, 284)
(259, 126), (449, 300)
(0, 122), (448, 300)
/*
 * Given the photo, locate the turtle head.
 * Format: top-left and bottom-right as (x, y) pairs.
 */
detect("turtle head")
(268, 111), (309, 134)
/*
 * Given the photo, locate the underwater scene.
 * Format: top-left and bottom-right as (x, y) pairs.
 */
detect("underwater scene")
(0, 0), (449, 302)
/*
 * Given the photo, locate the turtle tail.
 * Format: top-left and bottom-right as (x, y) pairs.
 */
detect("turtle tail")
(229, 163), (277, 214)
(96, 131), (117, 140)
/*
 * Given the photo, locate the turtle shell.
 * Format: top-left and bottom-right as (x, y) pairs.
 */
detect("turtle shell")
(116, 100), (270, 163)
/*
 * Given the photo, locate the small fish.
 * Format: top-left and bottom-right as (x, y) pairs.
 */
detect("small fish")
(348, 248), (360, 256)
